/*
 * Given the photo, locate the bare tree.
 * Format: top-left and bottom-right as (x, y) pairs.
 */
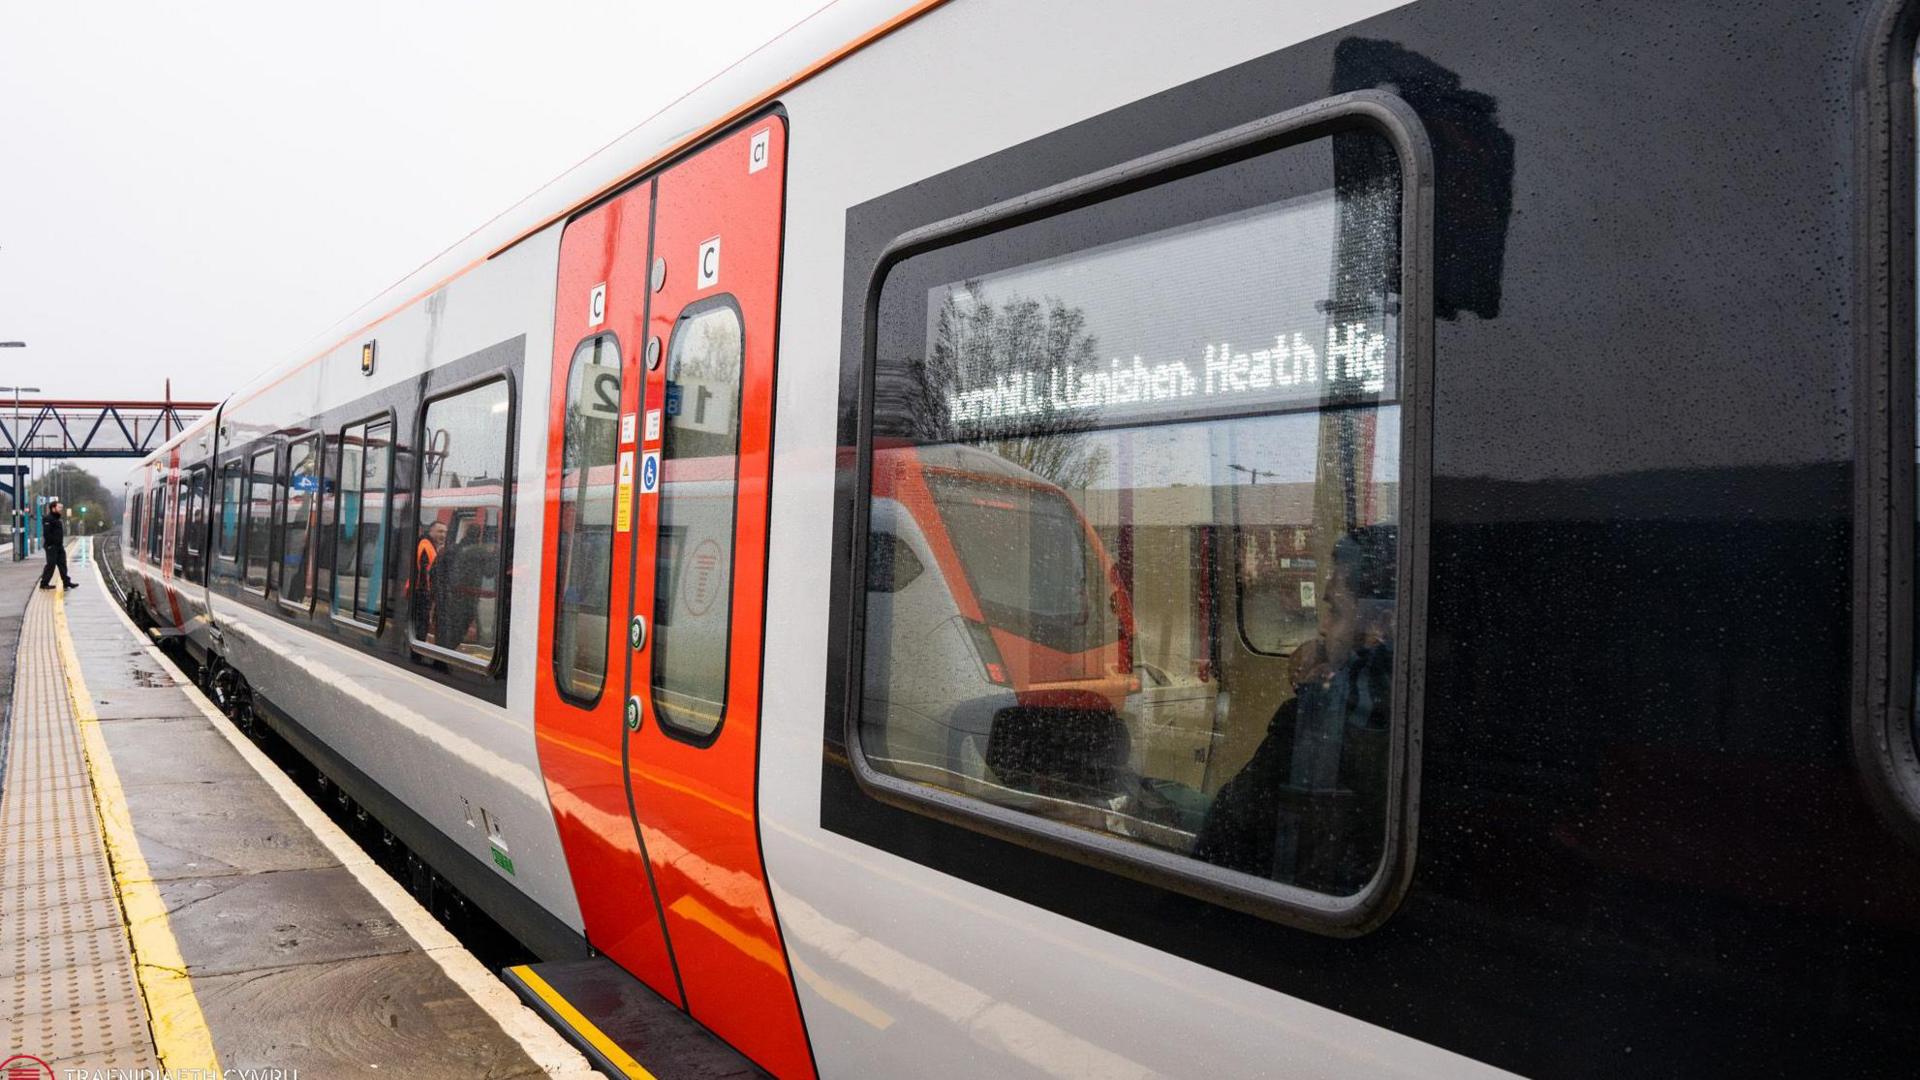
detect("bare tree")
(916, 282), (1110, 490)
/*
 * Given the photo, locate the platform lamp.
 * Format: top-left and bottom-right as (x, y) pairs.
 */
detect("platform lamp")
(0, 382), (40, 562)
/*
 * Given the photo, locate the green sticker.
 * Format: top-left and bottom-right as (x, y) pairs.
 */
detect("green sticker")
(491, 846), (515, 876)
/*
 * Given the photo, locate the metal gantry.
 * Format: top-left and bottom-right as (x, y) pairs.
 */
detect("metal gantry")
(0, 397), (215, 461)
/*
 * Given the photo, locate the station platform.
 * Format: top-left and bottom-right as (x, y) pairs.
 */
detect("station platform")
(2, 542), (595, 1077)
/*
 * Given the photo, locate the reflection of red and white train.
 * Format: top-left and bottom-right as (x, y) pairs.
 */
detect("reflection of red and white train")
(109, 0), (1920, 1076)
(864, 443), (1132, 798)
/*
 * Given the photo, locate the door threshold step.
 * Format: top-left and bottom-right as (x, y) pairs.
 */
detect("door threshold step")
(503, 957), (769, 1079)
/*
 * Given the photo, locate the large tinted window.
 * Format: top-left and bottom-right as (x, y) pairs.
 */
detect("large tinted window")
(278, 436), (319, 607)
(333, 417), (392, 623)
(244, 447), (273, 592)
(128, 490), (142, 556)
(651, 302), (744, 739)
(178, 466), (208, 577)
(412, 379), (512, 666)
(859, 129), (1405, 906)
(216, 462), (243, 561)
(147, 481), (165, 561)
(554, 335), (622, 704)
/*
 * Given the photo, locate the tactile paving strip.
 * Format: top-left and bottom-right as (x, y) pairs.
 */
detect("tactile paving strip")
(0, 589), (158, 1068)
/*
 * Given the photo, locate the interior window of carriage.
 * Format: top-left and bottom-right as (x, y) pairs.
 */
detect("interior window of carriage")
(216, 461), (244, 563)
(857, 125), (1409, 914)
(332, 416), (393, 625)
(278, 434), (319, 610)
(553, 334), (622, 705)
(244, 446), (274, 593)
(411, 378), (512, 668)
(651, 300), (746, 741)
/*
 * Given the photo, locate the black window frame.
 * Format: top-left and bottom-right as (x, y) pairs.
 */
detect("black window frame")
(551, 331), (625, 710)
(147, 477), (166, 562)
(128, 489), (143, 558)
(330, 411), (396, 631)
(215, 460), (244, 564)
(276, 432), (321, 614)
(649, 294), (747, 746)
(824, 90), (1434, 937)
(408, 374), (516, 675)
(242, 444), (277, 596)
(1857, 0), (1920, 852)
(176, 464), (209, 577)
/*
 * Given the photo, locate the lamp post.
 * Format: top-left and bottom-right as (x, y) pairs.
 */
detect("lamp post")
(1, 385), (41, 561)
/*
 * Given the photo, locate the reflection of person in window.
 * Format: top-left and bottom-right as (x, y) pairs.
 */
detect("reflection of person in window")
(435, 521), (490, 652)
(1192, 525), (1396, 895)
(413, 520), (446, 641)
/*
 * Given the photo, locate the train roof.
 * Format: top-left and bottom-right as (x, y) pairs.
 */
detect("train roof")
(142, 0), (938, 468)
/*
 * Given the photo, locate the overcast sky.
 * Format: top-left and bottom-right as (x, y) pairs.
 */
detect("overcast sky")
(0, 0), (827, 482)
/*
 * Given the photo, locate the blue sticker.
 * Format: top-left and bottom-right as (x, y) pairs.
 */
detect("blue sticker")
(640, 450), (660, 495)
(665, 383), (683, 417)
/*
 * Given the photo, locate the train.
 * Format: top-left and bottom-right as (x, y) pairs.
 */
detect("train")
(109, 0), (1920, 1075)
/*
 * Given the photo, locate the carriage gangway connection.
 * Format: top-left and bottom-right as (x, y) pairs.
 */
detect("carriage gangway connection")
(0, 540), (751, 1078)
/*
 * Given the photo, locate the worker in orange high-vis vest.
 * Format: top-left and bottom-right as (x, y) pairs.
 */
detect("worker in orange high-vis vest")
(413, 519), (447, 642)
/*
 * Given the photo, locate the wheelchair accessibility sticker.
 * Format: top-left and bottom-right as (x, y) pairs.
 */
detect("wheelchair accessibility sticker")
(640, 450), (660, 495)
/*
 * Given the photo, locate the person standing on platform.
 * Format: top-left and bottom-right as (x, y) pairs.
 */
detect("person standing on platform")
(38, 499), (76, 590)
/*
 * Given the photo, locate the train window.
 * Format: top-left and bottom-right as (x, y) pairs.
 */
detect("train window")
(128, 490), (142, 556)
(278, 434), (319, 609)
(243, 446), (273, 593)
(854, 117), (1418, 922)
(147, 481), (165, 562)
(650, 300), (744, 740)
(216, 462), (243, 562)
(179, 465), (208, 577)
(173, 475), (187, 572)
(332, 416), (392, 625)
(412, 378), (512, 667)
(553, 334), (621, 705)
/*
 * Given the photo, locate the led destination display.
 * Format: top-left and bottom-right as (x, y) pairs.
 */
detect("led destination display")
(942, 321), (1392, 430)
(913, 184), (1400, 437)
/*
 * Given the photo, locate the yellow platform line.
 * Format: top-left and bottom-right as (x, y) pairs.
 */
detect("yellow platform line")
(52, 590), (220, 1074)
(507, 965), (657, 1080)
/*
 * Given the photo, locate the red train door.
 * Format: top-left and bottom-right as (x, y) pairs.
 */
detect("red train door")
(536, 113), (810, 1079)
(535, 180), (682, 1000)
(624, 115), (811, 1079)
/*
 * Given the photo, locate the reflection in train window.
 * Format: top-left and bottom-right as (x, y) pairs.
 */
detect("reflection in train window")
(128, 491), (143, 559)
(243, 446), (274, 593)
(651, 301), (744, 739)
(866, 530), (925, 594)
(861, 129), (1404, 901)
(333, 417), (392, 623)
(554, 334), (622, 704)
(216, 462), (243, 562)
(413, 378), (512, 667)
(278, 435), (319, 609)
